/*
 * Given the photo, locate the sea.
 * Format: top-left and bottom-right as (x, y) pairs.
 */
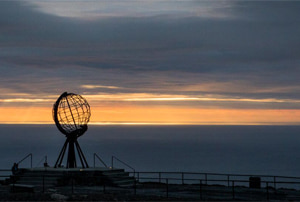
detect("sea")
(1, 125), (300, 178)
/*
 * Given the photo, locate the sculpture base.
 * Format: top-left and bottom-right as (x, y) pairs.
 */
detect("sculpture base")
(10, 167), (135, 188)
(55, 138), (89, 168)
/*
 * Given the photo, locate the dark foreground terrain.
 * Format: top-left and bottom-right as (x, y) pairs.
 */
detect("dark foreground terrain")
(1, 183), (300, 201)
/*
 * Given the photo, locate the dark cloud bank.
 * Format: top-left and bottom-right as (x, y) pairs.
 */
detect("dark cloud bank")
(1, 1), (300, 109)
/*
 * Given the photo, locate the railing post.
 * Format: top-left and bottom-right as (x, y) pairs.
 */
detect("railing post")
(31, 154), (32, 168)
(166, 179), (169, 198)
(43, 175), (45, 193)
(134, 179), (137, 195)
(137, 172), (140, 182)
(200, 179), (202, 200)
(273, 176), (276, 190)
(111, 156), (113, 169)
(232, 181), (235, 200)
(205, 173), (207, 185)
(12, 175), (15, 193)
(44, 155), (47, 167)
(102, 176), (106, 193)
(227, 175), (230, 187)
(159, 172), (161, 183)
(182, 172), (184, 185)
(266, 182), (269, 200)
(71, 175), (74, 194)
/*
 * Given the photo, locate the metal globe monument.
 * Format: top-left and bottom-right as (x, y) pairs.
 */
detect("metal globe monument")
(9, 91), (136, 190)
(53, 92), (91, 168)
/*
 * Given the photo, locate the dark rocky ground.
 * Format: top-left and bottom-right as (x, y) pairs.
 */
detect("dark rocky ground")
(0, 192), (183, 201)
(1, 183), (300, 201)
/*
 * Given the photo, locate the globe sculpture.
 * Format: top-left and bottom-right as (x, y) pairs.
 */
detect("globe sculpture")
(53, 92), (91, 168)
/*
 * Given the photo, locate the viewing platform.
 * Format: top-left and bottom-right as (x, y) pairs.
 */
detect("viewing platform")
(8, 167), (135, 189)
(2, 168), (300, 200)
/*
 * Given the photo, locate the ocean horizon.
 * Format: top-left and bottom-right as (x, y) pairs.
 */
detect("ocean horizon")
(1, 124), (300, 177)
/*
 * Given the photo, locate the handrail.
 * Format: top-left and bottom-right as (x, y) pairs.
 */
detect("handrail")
(128, 170), (300, 189)
(127, 171), (300, 180)
(0, 171), (300, 200)
(111, 155), (135, 174)
(35, 155), (47, 168)
(2, 167), (300, 198)
(93, 153), (108, 168)
(17, 153), (32, 168)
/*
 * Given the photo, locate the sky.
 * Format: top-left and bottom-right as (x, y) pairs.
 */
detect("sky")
(1, 0), (300, 125)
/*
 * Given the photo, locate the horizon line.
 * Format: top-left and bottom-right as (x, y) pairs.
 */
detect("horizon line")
(0, 121), (300, 126)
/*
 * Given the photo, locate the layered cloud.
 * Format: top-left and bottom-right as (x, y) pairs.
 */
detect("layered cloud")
(1, 1), (300, 123)
(26, 0), (235, 19)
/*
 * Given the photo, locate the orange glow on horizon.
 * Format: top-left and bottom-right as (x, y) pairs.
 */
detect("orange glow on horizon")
(1, 106), (300, 125)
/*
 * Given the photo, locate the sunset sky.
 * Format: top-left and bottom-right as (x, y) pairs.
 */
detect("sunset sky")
(1, 1), (300, 125)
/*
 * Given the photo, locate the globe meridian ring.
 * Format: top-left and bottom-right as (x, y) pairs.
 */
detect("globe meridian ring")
(53, 92), (91, 137)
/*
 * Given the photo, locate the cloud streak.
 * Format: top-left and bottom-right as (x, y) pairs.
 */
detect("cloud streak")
(26, 0), (235, 20)
(1, 1), (300, 123)
(81, 85), (121, 89)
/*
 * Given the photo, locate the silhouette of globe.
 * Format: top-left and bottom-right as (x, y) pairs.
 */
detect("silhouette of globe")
(53, 92), (91, 137)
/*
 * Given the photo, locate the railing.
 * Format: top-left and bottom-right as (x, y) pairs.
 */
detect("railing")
(93, 153), (108, 168)
(128, 171), (300, 191)
(130, 174), (300, 200)
(17, 153), (32, 168)
(2, 169), (300, 200)
(111, 155), (135, 176)
(2, 171), (300, 200)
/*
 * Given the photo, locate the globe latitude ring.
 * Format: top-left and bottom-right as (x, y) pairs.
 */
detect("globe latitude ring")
(53, 92), (91, 138)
